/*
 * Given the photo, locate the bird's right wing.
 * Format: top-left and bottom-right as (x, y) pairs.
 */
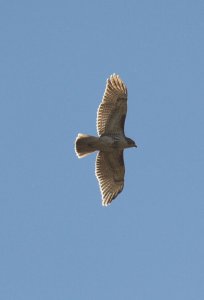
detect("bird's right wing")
(96, 74), (128, 136)
(95, 150), (125, 206)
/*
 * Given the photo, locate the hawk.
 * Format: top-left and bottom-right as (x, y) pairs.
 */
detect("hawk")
(75, 74), (137, 206)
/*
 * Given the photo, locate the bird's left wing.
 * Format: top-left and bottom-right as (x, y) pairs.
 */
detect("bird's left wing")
(95, 150), (125, 206)
(97, 74), (127, 136)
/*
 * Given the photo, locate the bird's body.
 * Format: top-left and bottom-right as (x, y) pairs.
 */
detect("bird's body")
(75, 74), (137, 206)
(99, 134), (133, 150)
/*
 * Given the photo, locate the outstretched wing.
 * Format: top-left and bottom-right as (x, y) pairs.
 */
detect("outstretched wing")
(95, 150), (125, 206)
(97, 74), (128, 136)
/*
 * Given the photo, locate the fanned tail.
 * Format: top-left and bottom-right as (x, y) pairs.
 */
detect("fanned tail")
(75, 134), (99, 158)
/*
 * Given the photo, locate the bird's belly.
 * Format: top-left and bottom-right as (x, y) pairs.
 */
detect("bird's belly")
(97, 135), (125, 151)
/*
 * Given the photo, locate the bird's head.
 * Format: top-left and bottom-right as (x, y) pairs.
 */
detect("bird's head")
(126, 137), (137, 148)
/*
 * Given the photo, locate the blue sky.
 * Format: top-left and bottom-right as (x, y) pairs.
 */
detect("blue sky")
(1, 1), (204, 299)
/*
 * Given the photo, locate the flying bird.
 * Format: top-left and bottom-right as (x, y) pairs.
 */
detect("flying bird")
(75, 74), (137, 206)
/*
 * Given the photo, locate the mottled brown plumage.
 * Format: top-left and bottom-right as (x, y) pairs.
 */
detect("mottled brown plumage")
(75, 74), (136, 206)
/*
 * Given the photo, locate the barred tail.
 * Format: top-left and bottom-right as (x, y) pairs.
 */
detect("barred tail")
(75, 134), (99, 158)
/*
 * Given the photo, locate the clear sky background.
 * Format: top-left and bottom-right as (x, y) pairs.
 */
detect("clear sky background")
(1, 1), (204, 299)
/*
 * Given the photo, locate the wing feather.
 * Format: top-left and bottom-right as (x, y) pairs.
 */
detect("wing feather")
(95, 150), (125, 206)
(97, 74), (128, 136)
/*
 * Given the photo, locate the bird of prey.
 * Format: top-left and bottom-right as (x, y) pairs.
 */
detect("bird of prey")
(75, 74), (137, 206)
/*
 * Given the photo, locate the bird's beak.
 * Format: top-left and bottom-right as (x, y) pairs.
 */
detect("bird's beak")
(134, 144), (137, 148)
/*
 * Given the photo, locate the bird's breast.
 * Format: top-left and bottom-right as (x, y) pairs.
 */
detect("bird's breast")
(98, 135), (126, 151)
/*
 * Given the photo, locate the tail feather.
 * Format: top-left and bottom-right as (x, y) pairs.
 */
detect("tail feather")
(75, 134), (99, 158)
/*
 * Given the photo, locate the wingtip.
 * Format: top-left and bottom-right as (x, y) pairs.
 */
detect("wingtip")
(102, 200), (109, 207)
(107, 73), (119, 80)
(110, 73), (118, 78)
(102, 197), (112, 206)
